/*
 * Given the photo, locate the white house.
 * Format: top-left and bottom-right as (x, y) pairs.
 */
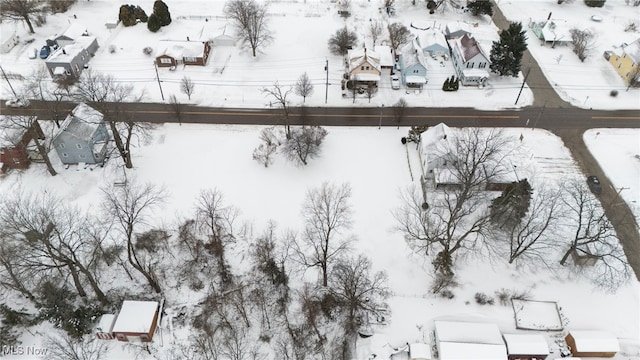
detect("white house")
(347, 48), (382, 87)
(435, 320), (507, 360)
(416, 29), (449, 58)
(449, 33), (491, 86)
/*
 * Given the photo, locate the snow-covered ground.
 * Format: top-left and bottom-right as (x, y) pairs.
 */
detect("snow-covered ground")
(498, 0), (640, 109)
(585, 128), (640, 221)
(1, 124), (638, 359)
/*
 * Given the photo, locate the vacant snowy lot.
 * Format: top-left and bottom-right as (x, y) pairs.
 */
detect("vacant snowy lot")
(1, 124), (638, 359)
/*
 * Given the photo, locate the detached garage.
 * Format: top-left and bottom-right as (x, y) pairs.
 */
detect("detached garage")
(435, 321), (507, 360)
(565, 331), (619, 357)
(502, 334), (549, 360)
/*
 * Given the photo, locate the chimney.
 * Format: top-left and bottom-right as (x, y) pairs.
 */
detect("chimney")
(62, 49), (66, 54)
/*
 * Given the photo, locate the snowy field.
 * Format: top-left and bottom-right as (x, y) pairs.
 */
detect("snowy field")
(498, 0), (640, 110)
(1, 124), (638, 359)
(585, 128), (640, 221)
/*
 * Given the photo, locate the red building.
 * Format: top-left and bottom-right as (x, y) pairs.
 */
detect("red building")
(0, 121), (44, 173)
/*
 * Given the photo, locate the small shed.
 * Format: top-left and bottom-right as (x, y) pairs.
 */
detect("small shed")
(409, 343), (432, 359)
(95, 314), (116, 340)
(213, 33), (236, 47)
(565, 331), (619, 358)
(502, 334), (549, 360)
(111, 300), (160, 342)
(374, 45), (394, 69)
(435, 320), (507, 360)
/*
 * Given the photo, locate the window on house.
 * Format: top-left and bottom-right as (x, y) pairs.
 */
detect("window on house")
(467, 62), (474, 68)
(160, 58), (172, 64)
(116, 334), (126, 340)
(76, 143), (82, 149)
(365, 66), (370, 70)
(361, 66), (364, 70)
(140, 334), (149, 341)
(13, 158), (20, 164)
(184, 56), (196, 62)
(75, 64), (80, 72)
(619, 64), (622, 68)
(62, 153), (68, 157)
(413, 69), (419, 73)
(479, 63), (486, 69)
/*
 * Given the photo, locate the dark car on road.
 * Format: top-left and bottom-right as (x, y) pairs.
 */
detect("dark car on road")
(587, 175), (602, 195)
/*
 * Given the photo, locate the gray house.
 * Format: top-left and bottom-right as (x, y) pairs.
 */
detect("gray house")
(53, 103), (110, 165)
(399, 40), (428, 88)
(45, 34), (98, 81)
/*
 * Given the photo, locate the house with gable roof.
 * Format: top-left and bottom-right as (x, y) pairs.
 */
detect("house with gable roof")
(398, 40), (428, 88)
(347, 48), (382, 87)
(155, 40), (211, 67)
(416, 29), (449, 58)
(445, 21), (473, 40)
(608, 38), (640, 87)
(449, 33), (490, 86)
(530, 19), (572, 47)
(52, 103), (110, 165)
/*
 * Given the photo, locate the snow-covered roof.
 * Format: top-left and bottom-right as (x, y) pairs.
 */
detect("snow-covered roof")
(55, 103), (104, 141)
(537, 20), (572, 43)
(351, 73), (381, 81)
(502, 334), (549, 355)
(374, 45), (394, 67)
(158, 41), (206, 59)
(348, 48), (381, 74)
(405, 75), (427, 84)
(409, 343), (431, 359)
(462, 68), (490, 79)
(421, 122), (453, 150)
(450, 34), (490, 64)
(622, 38), (640, 64)
(46, 43), (86, 62)
(569, 331), (620, 352)
(400, 40), (428, 69)
(0, 126), (26, 148)
(417, 30), (448, 50)
(111, 300), (159, 333)
(445, 21), (473, 37)
(435, 320), (504, 344)
(96, 314), (116, 333)
(438, 342), (507, 360)
(58, 23), (89, 41)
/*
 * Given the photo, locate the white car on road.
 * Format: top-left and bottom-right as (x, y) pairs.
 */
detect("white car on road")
(5, 98), (31, 108)
(391, 75), (401, 90)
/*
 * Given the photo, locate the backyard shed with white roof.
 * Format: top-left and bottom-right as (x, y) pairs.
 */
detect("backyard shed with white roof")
(111, 300), (160, 342)
(435, 321), (507, 360)
(502, 334), (549, 360)
(565, 330), (619, 357)
(434, 320), (507, 360)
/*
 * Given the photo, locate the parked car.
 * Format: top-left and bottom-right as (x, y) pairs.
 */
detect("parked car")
(5, 98), (31, 108)
(587, 175), (602, 195)
(391, 75), (401, 90)
(27, 47), (37, 59)
(39, 45), (50, 59)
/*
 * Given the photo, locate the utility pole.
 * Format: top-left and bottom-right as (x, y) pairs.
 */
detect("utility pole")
(154, 62), (165, 101)
(515, 66), (531, 105)
(324, 58), (328, 104)
(0, 65), (19, 98)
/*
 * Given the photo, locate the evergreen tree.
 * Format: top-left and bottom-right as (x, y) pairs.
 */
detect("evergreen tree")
(147, 13), (161, 32)
(467, 0), (493, 16)
(118, 5), (137, 27)
(134, 5), (148, 23)
(442, 76), (450, 91)
(153, 0), (171, 26)
(490, 179), (533, 229)
(490, 22), (527, 77)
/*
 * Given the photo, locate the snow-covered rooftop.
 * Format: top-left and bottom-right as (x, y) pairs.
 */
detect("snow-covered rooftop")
(374, 45), (394, 67)
(46, 43), (87, 62)
(55, 103), (104, 141)
(416, 30), (448, 50)
(569, 330), (620, 352)
(435, 320), (504, 345)
(348, 48), (382, 74)
(96, 314), (116, 333)
(502, 334), (549, 355)
(537, 19), (572, 43)
(622, 38), (640, 64)
(409, 343), (431, 359)
(58, 22), (89, 41)
(111, 300), (159, 333)
(438, 342), (507, 360)
(158, 41), (206, 59)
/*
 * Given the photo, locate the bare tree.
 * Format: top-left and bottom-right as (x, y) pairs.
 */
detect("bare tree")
(0, 192), (109, 303)
(74, 70), (151, 169)
(328, 26), (358, 56)
(46, 334), (106, 360)
(0, 0), (46, 34)
(365, 84), (377, 103)
(388, 23), (410, 52)
(180, 76), (195, 100)
(487, 186), (563, 265)
(570, 28), (596, 62)
(392, 98), (407, 129)
(253, 143), (277, 168)
(329, 254), (390, 338)
(294, 182), (353, 287)
(560, 180), (631, 290)
(25, 68), (69, 127)
(102, 180), (166, 293)
(282, 126), (328, 166)
(0, 240), (37, 300)
(1, 115), (56, 176)
(224, 0), (272, 57)
(262, 81), (292, 139)
(294, 73), (314, 103)
(394, 129), (513, 285)
(369, 21), (383, 45)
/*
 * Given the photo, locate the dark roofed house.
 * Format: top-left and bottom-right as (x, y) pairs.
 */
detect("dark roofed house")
(0, 120), (45, 173)
(52, 103), (110, 165)
(449, 33), (490, 86)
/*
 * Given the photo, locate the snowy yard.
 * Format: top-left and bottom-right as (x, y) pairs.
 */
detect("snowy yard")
(0, 123), (638, 359)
